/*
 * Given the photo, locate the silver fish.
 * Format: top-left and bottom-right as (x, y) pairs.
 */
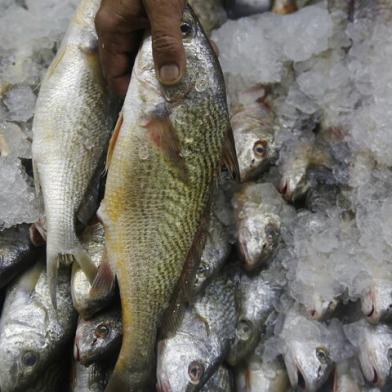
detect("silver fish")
(344, 320), (392, 388)
(157, 271), (237, 392)
(0, 260), (77, 392)
(332, 358), (366, 392)
(74, 308), (122, 366)
(71, 222), (113, 319)
(201, 366), (233, 392)
(278, 309), (335, 391)
(0, 223), (42, 289)
(193, 211), (231, 294)
(71, 361), (112, 392)
(231, 86), (278, 183)
(227, 268), (282, 366)
(233, 182), (294, 270)
(32, 0), (119, 307)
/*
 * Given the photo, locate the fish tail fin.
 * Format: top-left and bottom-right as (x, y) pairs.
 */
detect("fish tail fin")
(47, 247), (60, 310)
(70, 243), (98, 285)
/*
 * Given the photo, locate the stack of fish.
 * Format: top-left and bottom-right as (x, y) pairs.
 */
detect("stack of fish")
(2, 0), (392, 391)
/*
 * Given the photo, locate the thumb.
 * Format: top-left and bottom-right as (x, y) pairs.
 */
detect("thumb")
(143, 0), (186, 85)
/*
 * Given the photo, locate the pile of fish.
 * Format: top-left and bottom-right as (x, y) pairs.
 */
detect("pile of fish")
(1, 0), (392, 391)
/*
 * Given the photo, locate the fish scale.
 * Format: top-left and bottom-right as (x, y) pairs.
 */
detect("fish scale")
(100, 6), (232, 391)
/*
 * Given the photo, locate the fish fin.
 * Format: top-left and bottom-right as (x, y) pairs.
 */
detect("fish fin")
(32, 160), (43, 203)
(46, 45), (67, 79)
(159, 211), (210, 338)
(29, 220), (46, 246)
(105, 112), (123, 172)
(72, 245), (98, 285)
(90, 257), (115, 301)
(47, 251), (60, 309)
(145, 116), (188, 181)
(19, 261), (44, 293)
(222, 126), (240, 180)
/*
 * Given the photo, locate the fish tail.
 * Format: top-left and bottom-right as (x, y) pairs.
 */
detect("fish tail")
(47, 246), (60, 309)
(70, 243), (98, 284)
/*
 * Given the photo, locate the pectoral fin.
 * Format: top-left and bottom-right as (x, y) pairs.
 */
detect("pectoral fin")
(222, 126), (240, 180)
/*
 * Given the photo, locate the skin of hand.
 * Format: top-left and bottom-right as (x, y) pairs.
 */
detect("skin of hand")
(94, 0), (187, 96)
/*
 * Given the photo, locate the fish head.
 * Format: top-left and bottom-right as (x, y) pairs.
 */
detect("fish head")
(74, 309), (122, 365)
(358, 324), (392, 388)
(306, 295), (339, 321)
(0, 331), (47, 391)
(283, 339), (334, 391)
(238, 213), (281, 270)
(157, 318), (221, 392)
(361, 280), (392, 324)
(231, 104), (278, 182)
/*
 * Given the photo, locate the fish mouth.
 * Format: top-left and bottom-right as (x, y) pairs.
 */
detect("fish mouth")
(371, 367), (379, 385)
(366, 304), (375, 318)
(297, 368), (306, 390)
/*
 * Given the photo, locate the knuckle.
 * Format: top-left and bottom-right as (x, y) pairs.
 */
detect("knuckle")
(94, 9), (119, 33)
(152, 33), (180, 56)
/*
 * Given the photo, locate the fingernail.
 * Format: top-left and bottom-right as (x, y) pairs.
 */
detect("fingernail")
(159, 64), (180, 84)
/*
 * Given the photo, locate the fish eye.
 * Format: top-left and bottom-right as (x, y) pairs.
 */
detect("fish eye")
(253, 140), (268, 157)
(95, 323), (110, 338)
(188, 361), (204, 384)
(22, 351), (38, 367)
(180, 22), (193, 37)
(316, 347), (330, 364)
(237, 319), (253, 341)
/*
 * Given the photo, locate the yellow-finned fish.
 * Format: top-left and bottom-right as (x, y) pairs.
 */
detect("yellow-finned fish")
(98, 6), (238, 391)
(32, 0), (119, 307)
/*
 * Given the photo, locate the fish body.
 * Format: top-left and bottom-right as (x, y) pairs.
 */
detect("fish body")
(100, 6), (233, 390)
(344, 320), (392, 388)
(32, 0), (119, 306)
(71, 361), (112, 392)
(233, 182), (294, 270)
(193, 211), (231, 293)
(71, 222), (113, 318)
(0, 223), (41, 288)
(157, 271), (237, 392)
(74, 308), (122, 366)
(231, 86), (278, 182)
(333, 358), (365, 392)
(227, 268), (282, 365)
(0, 261), (77, 392)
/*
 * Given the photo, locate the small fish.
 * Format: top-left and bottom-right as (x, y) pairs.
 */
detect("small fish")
(193, 211), (231, 294)
(361, 278), (392, 324)
(188, 0), (227, 34)
(157, 271), (237, 392)
(233, 182), (294, 270)
(201, 366), (233, 392)
(227, 268), (283, 366)
(332, 358), (365, 392)
(100, 5), (237, 390)
(344, 320), (392, 388)
(231, 86), (278, 182)
(71, 222), (114, 319)
(278, 309), (335, 391)
(32, 0), (120, 307)
(235, 356), (289, 392)
(71, 361), (112, 392)
(74, 308), (122, 366)
(0, 260), (77, 392)
(0, 223), (42, 289)
(272, 0), (298, 14)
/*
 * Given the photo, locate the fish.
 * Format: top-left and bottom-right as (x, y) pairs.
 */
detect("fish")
(332, 358), (365, 392)
(231, 85), (278, 183)
(0, 260), (77, 392)
(31, 0), (120, 308)
(278, 309), (335, 391)
(156, 271), (237, 392)
(227, 268), (283, 366)
(361, 278), (392, 324)
(71, 222), (114, 319)
(71, 361), (112, 392)
(344, 320), (392, 388)
(193, 211), (231, 294)
(233, 182), (294, 270)
(235, 357), (289, 392)
(0, 223), (42, 289)
(74, 308), (122, 366)
(272, 0), (298, 14)
(188, 0), (227, 35)
(98, 5), (237, 390)
(201, 366), (233, 392)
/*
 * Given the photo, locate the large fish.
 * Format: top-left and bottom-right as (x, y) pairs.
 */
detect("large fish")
(0, 261), (77, 392)
(98, 5), (237, 390)
(32, 0), (119, 307)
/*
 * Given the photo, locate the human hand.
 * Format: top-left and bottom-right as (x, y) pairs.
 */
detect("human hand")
(95, 0), (187, 97)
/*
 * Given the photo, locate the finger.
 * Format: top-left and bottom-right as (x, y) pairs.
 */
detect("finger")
(143, 0), (186, 85)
